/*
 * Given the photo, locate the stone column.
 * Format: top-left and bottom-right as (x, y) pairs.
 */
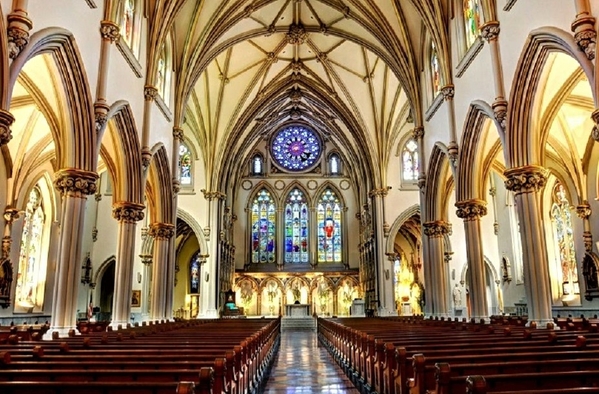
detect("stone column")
(504, 165), (552, 327)
(95, 19), (120, 134)
(422, 221), (450, 317)
(480, 21), (508, 130)
(455, 199), (488, 322)
(166, 127), (183, 321)
(148, 222), (175, 321)
(7, 0), (32, 59)
(110, 202), (145, 328)
(571, 0), (596, 60)
(141, 87), (158, 169)
(139, 254), (152, 319)
(369, 187), (394, 315)
(441, 86), (458, 164)
(47, 169), (98, 338)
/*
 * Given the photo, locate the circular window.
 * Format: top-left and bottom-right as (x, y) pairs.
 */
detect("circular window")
(271, 125), (321, 171)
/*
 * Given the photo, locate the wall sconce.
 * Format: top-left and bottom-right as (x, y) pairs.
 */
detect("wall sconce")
(81, 253), (93, 285)
(137, 272), (142, 284)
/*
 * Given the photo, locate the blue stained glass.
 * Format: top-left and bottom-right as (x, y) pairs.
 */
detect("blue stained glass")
(251, 189), (276, 264)
(190, 252), (200, 294)
(271, 125), (321, 171)
(284, 188), (309, 263)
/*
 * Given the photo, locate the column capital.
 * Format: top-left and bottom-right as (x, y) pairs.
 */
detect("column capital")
(7, 10), (32, 59)
(576, 202), (591, 219)
(144, 86), (158, 101)
(3, 206), (20, 223)
(148, 223), (175, 240)
(0, 109), (15, 146)
(591, 109), (599, 142)
(173, 127), (184, 141)
(441, 84), (454, 100)
(139, 254), (153, 265)
(455, 199), (488, 221)
(571, 13), (596, 60)
(480, 21), (500, 42)
(54, 168), (99, 198)
(201, 189), (226, 201)
(112, 202), (145, 223)
(99, 20), (120, 42)
(422, 220), (450, 238)
(412, 126), (424, 140)
(503, 165), (548, 194)
(368, 186), (391, 198)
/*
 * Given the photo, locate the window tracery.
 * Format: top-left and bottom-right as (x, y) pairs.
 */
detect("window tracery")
(250, 189), (276, 264)
(317, 188), (342, 263)
(179, 143), (192, 185)
(463, 0), (483, 48)
(402, 138), (419, 182)
(284, 188), (309, 264)
(271, 125), (321, 171)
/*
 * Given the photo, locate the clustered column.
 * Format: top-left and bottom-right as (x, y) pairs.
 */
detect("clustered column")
(455, 199), (488, 322)
(148, 222), (175, 321)
(504, 165), (552, 327)
(422, 220), (450, 317)
(111, 202), (145, 328)
(49, 169), (98, 337)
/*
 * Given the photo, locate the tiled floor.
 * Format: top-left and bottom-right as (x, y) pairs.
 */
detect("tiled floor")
(260, 330), (359, 394)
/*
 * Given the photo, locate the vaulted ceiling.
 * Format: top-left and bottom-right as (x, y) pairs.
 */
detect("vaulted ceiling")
(165, 0), (427, 193)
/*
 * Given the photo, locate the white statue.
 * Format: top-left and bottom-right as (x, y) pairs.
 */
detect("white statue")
(453, 284), (462, 308)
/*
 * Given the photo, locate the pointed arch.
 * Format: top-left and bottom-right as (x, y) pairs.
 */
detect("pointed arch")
(456, 100), (505, 202)
(245, 181), (279, 209)
(386, 204), (421, 254)
(9, 27), (95, 171)
(101, 100), (144, 205)
(507, 27), (596, 168)
(424, 144), (452, 221)
(279, 181), (312, 206)
(0, 4), (9, 108)
(146, 144), (173, 224)
(177, 208), (209, 257)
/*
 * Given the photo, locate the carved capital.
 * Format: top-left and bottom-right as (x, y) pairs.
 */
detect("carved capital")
(0, 109), (15, 146)
(139, 254), (153, 265)
(100, 20), (120, 42)
(455, 199), (488, 221)
(447, 141), (459, 164)
(54, 169), (99, 197)
(368, 187), (391, 198)
(576, 203), (591, 219)
(571, 14), (596, 60)
(144, 86), (158, 101)
(480, 21), (500, 42)
(503, 165), (548, 194)
(172, 179), (181, 195)
(7, 26), (29, 59)
(574, 30), (596, 60)
(201, 189), (225, 201)
(417, 175), (426, 190)
(94, 111), (108, 134)
(141, 147), (152, 170)
(423, 221), (450, 238)
(112, 202), (145, 223)
(492, 99), (507, 131)
(3, 206), (19, 224)
(592, 109), (599, 142)
(441, 85), (454, 100)
(148, 223), (175, 240)
(412, 126), (424, 140)
(173, 127), (184, 141)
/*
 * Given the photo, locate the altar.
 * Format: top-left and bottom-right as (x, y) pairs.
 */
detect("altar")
(285, 304), (311, 317)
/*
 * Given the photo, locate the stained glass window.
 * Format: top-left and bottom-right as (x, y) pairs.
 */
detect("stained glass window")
(550, 182), (579, 295)
(179, 143), (192, 185)
(431, 41), (441, 95)
(15, 187), (47, 313)
(190, 251), (201, 294)
(120, 0), (135, 47)
(251, 189), (276, 263)
(402, 139), (419, 181)
(271, 125), (321, 171)
(463, 0), (482, 48)
(317, 188), (342, 263)
(284, 188), (309, 263)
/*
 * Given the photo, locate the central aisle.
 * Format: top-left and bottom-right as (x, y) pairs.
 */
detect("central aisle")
(260, 329), (359, 393)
